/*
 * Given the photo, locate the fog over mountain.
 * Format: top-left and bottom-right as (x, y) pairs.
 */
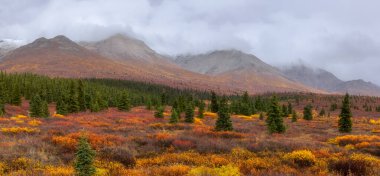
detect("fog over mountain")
(1, 0), (380, 84)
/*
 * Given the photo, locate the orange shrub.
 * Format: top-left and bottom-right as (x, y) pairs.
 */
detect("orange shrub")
(149, 164), (190, 176)
(52, 132), (127, 150)
(44, 166), (74, 176)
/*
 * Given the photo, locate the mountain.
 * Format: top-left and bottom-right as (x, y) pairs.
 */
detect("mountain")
(0, 34), (327, 95)
(0, 35), (238, 93)
(80, 34), (173, 66)
(0, 39), (25, 58)
(282, 65), (343, 91)
(282, 65), (380, 96)
(0, 35), (133, 78)
(176, 50), (322, 93)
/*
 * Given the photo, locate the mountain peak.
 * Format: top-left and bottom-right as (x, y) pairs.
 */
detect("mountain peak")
(176, 49), (278, 75)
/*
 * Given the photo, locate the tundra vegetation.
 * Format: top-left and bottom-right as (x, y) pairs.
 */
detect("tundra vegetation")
(0, 73), (380, 175)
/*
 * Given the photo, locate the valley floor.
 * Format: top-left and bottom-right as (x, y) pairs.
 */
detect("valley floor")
(1, 103), (380, 175)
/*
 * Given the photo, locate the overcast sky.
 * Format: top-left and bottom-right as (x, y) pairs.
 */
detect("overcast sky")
(1, 0), (380, 84)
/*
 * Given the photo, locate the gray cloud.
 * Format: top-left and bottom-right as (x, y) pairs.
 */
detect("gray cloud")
(1, 0), (380, 84)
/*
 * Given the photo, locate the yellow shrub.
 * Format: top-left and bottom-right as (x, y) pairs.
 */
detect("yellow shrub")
(53, 113), (65, 118)
(344, 144), (355, 150)
(0, 162), (7, 174)
(10, 157), (39, 170)
(194, 118), (204, 125)
(149, 164), (190, 176)
(350, 153), (380, 166)
(15, 120), (24, 124)
(210, 155), (230, 167)
(44, 166), (74, 176)
(236, 115), (252, 120)
(231, 147), (255, 160)
(369, 119), (380, 125)
(188, 165), (240, 176)
(1, 127), (39, 134)
(137, 152), (205, 167)
(28, 119), (42, 126)
(94, 160), (126, 175)
(203, 112), (217, 118)
(283, 150), (316, 167)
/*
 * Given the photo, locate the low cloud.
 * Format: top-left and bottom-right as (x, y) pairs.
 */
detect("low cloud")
(1, 0), (380, 84)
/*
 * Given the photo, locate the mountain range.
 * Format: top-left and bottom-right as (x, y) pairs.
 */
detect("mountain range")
(0, 34), (379, 96)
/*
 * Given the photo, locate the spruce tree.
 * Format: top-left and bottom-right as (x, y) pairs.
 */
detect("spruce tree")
(0, 99), (5, 116)
(146, 98), (152, 110)
(303, 104), (313, 120)
(75, 136), (96, 176)
(282, 104), (288, 117)
(77, 80), (86, 111)
(210, 91), (219, 113)
(266, 96), (286, 133)
(169, 108), (179, 124)
(41, 100), (49, 118)
(287, 102), (293, 115)
(319, 108), (326, 117)
(56, 98), (68, 115)
(154, 106), (164, 118)
(30, 94), (42, 117)
(185, 103), (194, 123)
(215, 97), (233, 131)
(68, 82), (80, 113)
(11, 84), (21, 106)
(118, 92), (131, 111)
(291, 110), (297, 122)
(339, 93), (352, 133)
(259, 112), (265, 120)
(198, 100), (205, 118)
(89, 95), (100, 112)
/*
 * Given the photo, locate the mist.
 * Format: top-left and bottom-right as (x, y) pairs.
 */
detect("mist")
(1, 0), (380, 84)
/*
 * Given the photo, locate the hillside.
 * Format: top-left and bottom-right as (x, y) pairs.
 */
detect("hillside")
(282, 65), (380, 96)
(0, 35), (237, 94)
(176, 50), (323, 93)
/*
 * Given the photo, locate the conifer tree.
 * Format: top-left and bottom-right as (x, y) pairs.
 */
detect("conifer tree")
(146, 98), (152, 110)
(77, 80), (86, 111)
(89, 95), (100, 112)
(291, 110), (297, 122)
(287, 102), (293, 115)
(319, 108), (326, 117)
(118, 92), (131, 111)
(56, 98), (68, 115)
(215, 97), (233, 131)
(210, 91), (219, 113)
(169, 108), (179, 124)
(185, 103), (194, 123)
(0, 99), (5, 116)
(68, 82), (80, 113)
(75, 136), (96, 176)
(282, 104), (288, 117)
(339, 93), (352, 133)
(41, 100), (49, 118)
(266, 96), (286, 133)
(11, 84), (21, 106)
(259, 112), (265, 120)
(30, 94), (43, 117)
(198, 100), (205, 118)
(154, 106), (164, 118)
(303, 104), (313, 120)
